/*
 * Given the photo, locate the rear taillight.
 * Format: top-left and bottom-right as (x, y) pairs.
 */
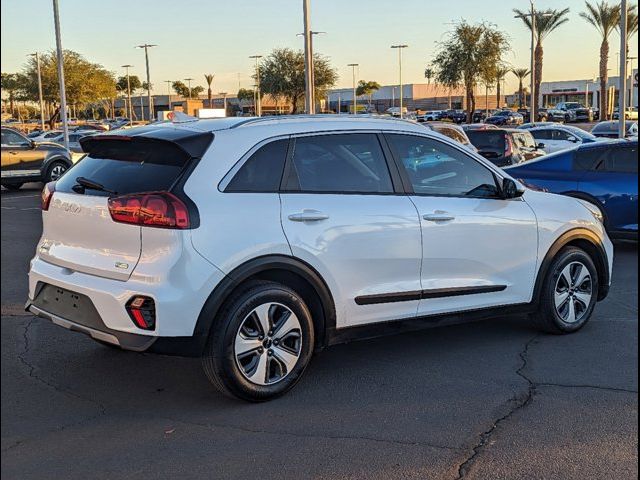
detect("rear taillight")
(42, 182), (56, 211)
(504, 134), (513, 158)
(126, 296), (156, 330)
(108, 192), (190, 229)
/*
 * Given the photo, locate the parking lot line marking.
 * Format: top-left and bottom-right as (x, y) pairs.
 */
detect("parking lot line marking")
(0, 194), (40, 201)
(1, 206), (17, 210)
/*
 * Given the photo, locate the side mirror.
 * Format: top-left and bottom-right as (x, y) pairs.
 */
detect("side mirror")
(502, 178), (525, 199)
(537, 143), (546, 149)
(567, 136), (578, 143)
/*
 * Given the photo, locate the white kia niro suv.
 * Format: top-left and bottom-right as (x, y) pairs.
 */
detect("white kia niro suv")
(27, 115), (613, 401)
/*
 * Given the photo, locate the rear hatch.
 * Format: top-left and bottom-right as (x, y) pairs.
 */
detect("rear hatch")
(466, 130), (507, 163)
(38, 128), (213, 281)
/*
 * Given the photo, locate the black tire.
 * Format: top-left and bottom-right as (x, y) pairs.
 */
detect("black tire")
(564, 114), (571, 123)
(45, 160), (69, 182)
(3, 183), (23, 191)
(201, 281), (315, 402)
(532, 247), (599, 334)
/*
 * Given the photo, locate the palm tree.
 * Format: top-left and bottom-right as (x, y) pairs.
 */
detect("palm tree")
(514, 7), (570, 113)
(495, 66), (510, 108)
(512, 68), (530, 108)
(424, 67), (435, 84)
(580, 2), (622, 120)
(204, 74), (214, 108)
(356, 80), (381, 109)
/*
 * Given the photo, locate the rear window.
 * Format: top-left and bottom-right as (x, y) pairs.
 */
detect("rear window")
(56, 141), (191, 196)
(466, 130), (506, 152)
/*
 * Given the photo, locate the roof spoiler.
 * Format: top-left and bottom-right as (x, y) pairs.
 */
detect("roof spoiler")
(80, 125), (214, 158)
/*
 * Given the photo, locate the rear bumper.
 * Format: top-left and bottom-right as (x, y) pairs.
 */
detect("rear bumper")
(28, 252), (226, 338)
(26, 302), (157, 351)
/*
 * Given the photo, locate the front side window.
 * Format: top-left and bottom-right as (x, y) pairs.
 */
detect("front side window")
(386, 134), (500, 198)
(1, 129), (28, 146)
(552, 130), (573, 141)
(226, 139), (288, 192)
(573, 148), (604, 171)
(532, 129), (552, 140)
(285, 134), (393, 193)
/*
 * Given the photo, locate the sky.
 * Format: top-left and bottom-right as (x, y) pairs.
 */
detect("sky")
(1, 0), (638, 96)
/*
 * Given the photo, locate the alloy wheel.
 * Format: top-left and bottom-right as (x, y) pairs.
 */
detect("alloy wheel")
(50, 164), (67, 180)
(554, 261), (593, 324)
(234, 302), (302, 385)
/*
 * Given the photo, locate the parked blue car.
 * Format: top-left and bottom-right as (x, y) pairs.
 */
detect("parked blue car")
(506, 140), (638, 239)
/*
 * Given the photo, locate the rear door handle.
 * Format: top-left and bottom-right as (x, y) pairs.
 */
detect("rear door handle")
(423, 211), (455, 222)
(288, 210), (330, 222)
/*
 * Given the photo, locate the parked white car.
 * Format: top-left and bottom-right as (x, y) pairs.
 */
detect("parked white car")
(528, 125), (603, 154)
(27, 115), (613, 401)
(27, 130), (64, 142)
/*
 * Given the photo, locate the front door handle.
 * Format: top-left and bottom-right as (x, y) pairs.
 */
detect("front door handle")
(288, 210), (330, 222)
(423, 211), (455, 222)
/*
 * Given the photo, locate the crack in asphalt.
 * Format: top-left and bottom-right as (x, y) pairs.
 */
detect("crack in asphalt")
(158, 415), (460, 452)
(455, 334), (539, 479)
(537, 383), (638, 394)
(15, 318), (108, 433)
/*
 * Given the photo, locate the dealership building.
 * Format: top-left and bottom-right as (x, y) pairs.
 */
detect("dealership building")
(537, 69), (638, 109)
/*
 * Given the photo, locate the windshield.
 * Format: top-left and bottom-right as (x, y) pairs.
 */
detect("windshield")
(466, 130), (505, 152)
(565, 103), (583, 109)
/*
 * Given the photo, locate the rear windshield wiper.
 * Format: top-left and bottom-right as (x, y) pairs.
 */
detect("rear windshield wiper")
(74, 176), (118, 195)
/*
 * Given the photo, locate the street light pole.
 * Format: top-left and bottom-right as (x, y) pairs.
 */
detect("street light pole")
(391, 44), (408, 118)
(165, 80), (172, 112)
(529, 1), (537, 123)
(135, 44), (157, 121)
(249, 55), (263, 116)
(618, 0), (628, 138)
(627, 56), (637, 111)
(52, 0), (69, 148)
(298, 30), (326, 114)
(122, 65), (134, 125)
(29, 52), (45, 131)
(347, 64), (358, 114)
(185, 78), (194, 99)
(219, 92), (228, 113)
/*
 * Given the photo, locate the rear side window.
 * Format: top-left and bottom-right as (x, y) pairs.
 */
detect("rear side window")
(285, 134), (393, 193)
(226, 139), (288, 192)
(604, 145), (638, 173)
(55, 140), (191, 196)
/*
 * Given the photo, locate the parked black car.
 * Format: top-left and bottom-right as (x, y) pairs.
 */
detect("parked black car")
(466, 128), (545, 167)
(517, 108), (549, 123)
(444, 109), (467, 123)
(1, 127), (73, 190)
(484, 110), (524, 126)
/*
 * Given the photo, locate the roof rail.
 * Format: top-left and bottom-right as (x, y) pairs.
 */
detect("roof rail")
(229, 114), (419, 129)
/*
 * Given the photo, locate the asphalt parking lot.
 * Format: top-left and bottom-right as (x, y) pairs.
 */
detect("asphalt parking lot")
(1, 184), (637, 480)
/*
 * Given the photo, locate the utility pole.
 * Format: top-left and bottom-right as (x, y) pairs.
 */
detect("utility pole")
(122, 65), (134, 124)
(302, 0), (314, 114)
(391, 44), (408, 118)
(348, 64), (358, 114)
(619, 0), (628, 138)
(135, 44), (157, 121)
(529, 1), (537, 123)
(29, 52), (45, 131)
(52, 0), (69, 148)
(249, 55), (263, 116)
